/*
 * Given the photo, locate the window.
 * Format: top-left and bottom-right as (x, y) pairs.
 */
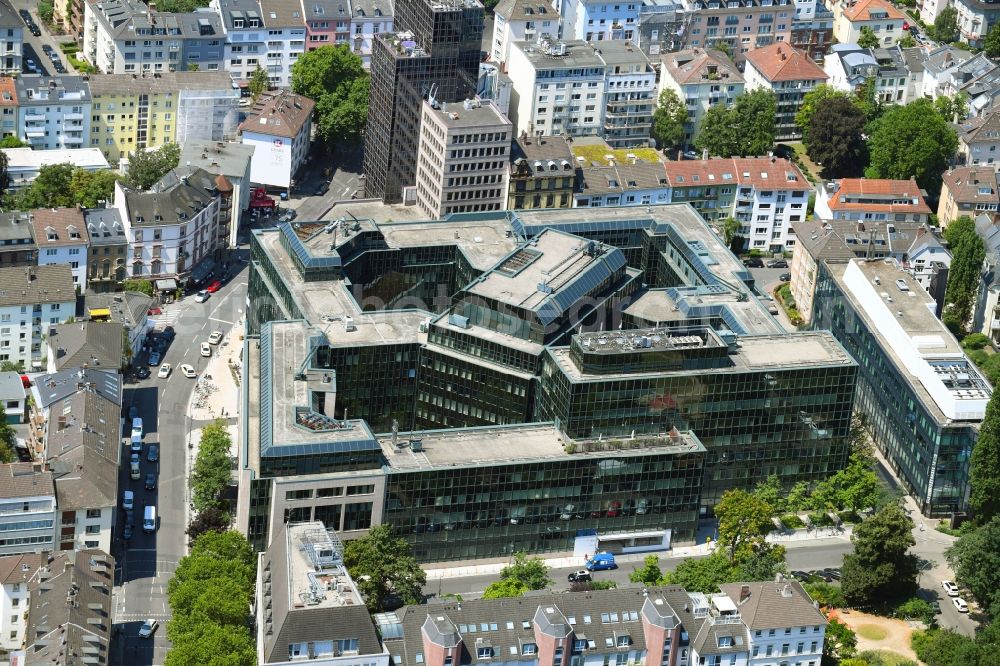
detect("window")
(346, 484), (375, 495)
(477, 647), (492, 659)
(285, 489), (313, 500)
(522, 643), (537, 655)
(317, 487), (343, 497)
(85, 525), (100, 534)
(86, 509), (101, 519)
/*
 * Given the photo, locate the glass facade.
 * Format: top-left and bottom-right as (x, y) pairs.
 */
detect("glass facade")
(812, 263), (976, 515)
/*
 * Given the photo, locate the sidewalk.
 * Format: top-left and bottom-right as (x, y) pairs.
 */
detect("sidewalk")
(190, 323), (244, 422)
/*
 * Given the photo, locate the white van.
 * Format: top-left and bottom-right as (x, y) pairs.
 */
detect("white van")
(143, 505), (156, 533)
(130, 461), (141, 480)
(131, 417), (143, 439)
(122, 490), (134, 511)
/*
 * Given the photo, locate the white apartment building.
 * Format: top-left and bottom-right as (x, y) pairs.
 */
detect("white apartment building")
(31, 208), (90, 292)
(491, 0), (559, 65)
(951, 0), (1000, 47)
(414, 99), (511, 219)
(795, 0), (820, 19)
(259, 0), (308, 88)
(176, 81), (241, 145)
(829, 0), (906, 47)
(658, 47), (744, 148)
(1, 148), (109, 191)
(211, 0), (269, 83)
(0, 553), (41, 663)
(240, 90), (314, 190)
(743, 42), (827, 141)
(0, 465), (56, 557)
(14, 76), (91, 151)
(723, 582), (827, 666)
(918, 0), (948, 24)
(0, 0), (22, 75)
(556, 0), (641, 42)
(114, 168), (223, 283)
(815, 178), (932, 224)
(600, 40), (655, 147)
(350, 0), (393, 68)
(921, 45), (975, 99)
(823, 44), (913, 105)
(0, 266), (75, 370)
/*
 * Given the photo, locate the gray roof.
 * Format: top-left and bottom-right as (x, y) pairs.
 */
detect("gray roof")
(48, 321), (125, 372)
(719, 581), (827, 631)
(578, 161), (667, 197)
(0, 213), (35, 246)
(307, 0), (352, 22)
(215, 0), (267, 31)
(123, 166), (220, 227)
(0, 0), (19, 30)
(85, 291), (152, 330)
(898, 45), (925, 74)
(260, 0), (307, 28)
(595, 40), (652, 67)
(32, 367), (121, 410)
(0, 371), (25, 401)
(510, 136), (575, 178)
(908, 230), (946, 257)
(14, 75), (90, 106)
(46, 388), (121, 510)
(88, 0), (145, 31)
(922, 45), (974, 75)
(352, 0), (392, 19)
(179, 140), (256, 180)
(513, 41), (605, 70)
(494, 0), (555, 21)
(0, 463), (53, 500)
(100, 5), (224, 41)
(0, 553), (42, 585)
(88, 71), (237, 97)
(0, 265), (75, 307)
(25, 550), (114, 665)
(83, 208), (126, 247)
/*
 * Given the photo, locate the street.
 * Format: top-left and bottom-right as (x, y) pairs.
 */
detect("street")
(7, 0), (77, 76)
(286, 145), (364, 220)
(111, 264), (248, 665)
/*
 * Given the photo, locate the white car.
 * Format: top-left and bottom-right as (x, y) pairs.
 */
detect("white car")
(194, 290), (210, 303)
(138, 618), (158, 638)
(157, 363), (171, 378)
(208, 331), (224, 345)
(200, 342), (211, 357)
(942, 580), (960, 597)
(180, 364), (196, 378)
(953, 597), (969, 613)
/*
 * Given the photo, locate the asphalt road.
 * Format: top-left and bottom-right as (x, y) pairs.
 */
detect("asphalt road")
(286, 146), (364, 220)
(111, 264), (248, 665)
(9, 1), (74, 76)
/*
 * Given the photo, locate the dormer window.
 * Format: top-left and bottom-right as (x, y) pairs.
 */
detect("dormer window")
(67, 225), (80, 239)
(45, 226), (56, 241)
(234, 19), (244, 28)
(477, 647), (493, 659)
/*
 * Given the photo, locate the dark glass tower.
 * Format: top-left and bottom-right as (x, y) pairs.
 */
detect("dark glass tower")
(362, 0), (484, 203)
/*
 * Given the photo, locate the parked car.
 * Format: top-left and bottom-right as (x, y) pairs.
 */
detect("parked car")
(953, 597), (969, 613)
(180, 364), (197, 378)
(147, 444), (159, 463)
(208, 331), (223, 345)
(567, 570), (592, 582)
(122, 490), (134, 511)
(123, 524), (133, 540)
(157, 363), (171, 378)
(315, 182), (330, 196)
(136, 366), (150, 379)
(147, 351), (161, 366)
(779, 272), (791, 282)
(138, 619), (158, 638)
(144, 473), (156, 490)
(766, 259), (788, 268)
(278, 209), (297, 223)
(194, 290), (210, 303)
(744, 258), (764, 268)
(201, 342), (211, 357)
(584, 552), (617, 571)
(205, 279), (222, 293)
(942, 580), (960, 597)
(161, 326), (176, 342)
(606, 500), (622, 517)
(682, 150), (699, 160)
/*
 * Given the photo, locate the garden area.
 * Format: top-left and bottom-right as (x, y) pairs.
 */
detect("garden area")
(59, 42), (96, 74)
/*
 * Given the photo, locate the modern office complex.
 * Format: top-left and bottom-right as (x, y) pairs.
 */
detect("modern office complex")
(812, 259), (988, 516)
(241, 205), (857, 559)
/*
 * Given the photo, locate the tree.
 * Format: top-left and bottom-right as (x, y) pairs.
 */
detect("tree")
(934, 93), (969, 123)
(482, 578), (529, 599)
(38, 2), (53, 24)
(796, 85), (853, 144)
(249, 66), (270, 101)
(865, 98), (958, 197)
(125, 143), (182, 191)
(942, 215), (986, 334)
(187, 506), (230, 543)
(629, 554), (666, 585)
(824, 618), (858, 663)
(714, 488), (774, 562)
(69, 168), (119, 207)
(164, 622), (256, 666)
(855, 77), (883, 124)
(155, 0), (212, 11)
(498, 552), (551, 590)
(190, 422), (232, 513)
(0, 361), (22, 373)
(342, 524), (426, 612)
(985, 22), (1000, 58)
(752, 475), (784, 514)
(933, 6), (959, 43)
(694, 103), (738, 157)
(651, 88), (688, 151)
(732, 545), (787, 581)
(841, 503), (919, 605)
(786, 480), (812, 512)
(899, 33), (917, 48)
(911, 629), (985, 666)
(12, 163), (118, 209)
(0, 403), (15, 464)
(122, 279), (154, 296)
(808, 96), (868, 178)
(291, 46), (369, 147)
(963, 333), (991, 350)
(694, 90), (776, 157)
(719, 216), (741, 250)
(858, 25), (880, 49)
(0, 136), (26, 148)
(971, 392), (1000, 524)
(803, 581), (846, 607)
(662, 553), (734, 593)
(948, 517), (1000, 616)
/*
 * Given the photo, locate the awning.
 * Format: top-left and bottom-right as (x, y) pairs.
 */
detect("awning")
(190, 258), (217, 284)
(88, 308), (111, 318)
(155, 279), (178, 291)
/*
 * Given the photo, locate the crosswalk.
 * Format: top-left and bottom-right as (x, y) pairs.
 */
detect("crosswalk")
(149, 307), (182, 328)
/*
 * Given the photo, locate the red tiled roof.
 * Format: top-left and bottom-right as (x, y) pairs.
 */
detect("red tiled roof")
(0, 77), (17, 107)
(827, 178), (932, 214)
(744, 43), (827, 83)
(663, 157), (808, 190)
(843, 0), (905, 22)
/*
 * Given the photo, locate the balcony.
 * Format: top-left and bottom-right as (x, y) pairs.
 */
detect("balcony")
(24, 113), (45, 123)
(63, 135), (84, 144)
(63, 112), (84, 121)
(24, 130), (44, 139)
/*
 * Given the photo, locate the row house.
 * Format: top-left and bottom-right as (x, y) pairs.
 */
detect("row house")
(303, 0), (352, 51)
(84, 208), (129, 292)
(557, 0), (641, 43)
(258, 0), (308, 88)
(13, 76), (91, 151)
(30, 208), (90, 291)
(823, 44), (916, 105)
(743, 42), (827, 141)
(0, 553), (42, 660)
(0, 0), (21, 75)
(682, 0), (795, 61)
(350, 0), (393, 67)
(938, 166), (1000, 226)
(920, 45), (975, 100)
(574, 158), (670, 207)
(0, 466), (55, 556)
(508, 134), (576, 210)
(0, 214), (36, 269)
(814, 178), (932, 224)
(958, 109), (1000, 167)
(211, 0), (271, 83)
(658, 47), (744, 148)
(790, 5), (834, 62)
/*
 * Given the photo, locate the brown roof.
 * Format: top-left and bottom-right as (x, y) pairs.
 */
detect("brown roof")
(719, 581), (827, 631)
(0, 463), (54, 500)
(30, 207), (89, 247)
(0, 553), (42, 585)
(843, 0), (905, 22)
(943, 166), (1000, 205)
(745, 43), (827, 82)
(827, 178), (932, 214)
(661, 48), (743, 86)
(239, 90), (315, 139)
(0, 77), (16, 107)
(664, 156), (808, 190)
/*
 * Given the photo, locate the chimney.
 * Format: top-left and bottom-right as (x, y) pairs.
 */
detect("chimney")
(739, 585), (751, 603)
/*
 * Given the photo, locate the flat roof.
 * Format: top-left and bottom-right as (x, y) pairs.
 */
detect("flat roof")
(377, 219), (519, 272)
(2, 147), (108, 171)
(284, 522), (364, 609)
(623, 287), (785, 336)
(513, 40), (605, 70)
(423, 99), (512, 130)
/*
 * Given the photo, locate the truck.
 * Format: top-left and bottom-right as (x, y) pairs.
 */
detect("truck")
(584, 552), (617, 571)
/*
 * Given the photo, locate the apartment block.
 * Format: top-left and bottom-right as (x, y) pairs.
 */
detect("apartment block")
(414, 98), (511, 219)
(939, 166), (1000, 227)
(0, 465), (55, 556)
(0, 1), (21, 76)
(920, 45), (976, 100)
(918, 0), (948, 24)
(0, 554), (41, 662)
(0, 266), (75, 370)
(256, 0), (308, 88)
(508, 134), (576, 210)
(2, 147), (109, 191)
(239, 90), (314, 190)
(815, 178), (932, 224)
(0, 214), (35, 269)
(743, 42), (827, 141)
(31, 207), (90, 292)
(958, 108), (1000, 167)
(84, 208), (129, 292)
(349, 0), (393, 67)
(303, 0), (351, 51)
(557, 0), (641, 43)
(658, 48), (744, 148)
(492, 0), (559, 65)
(575, 158), (670, 207)
(950, 0), (1000, 48)
(601, 41), (655, 147)
(180, 140), (256, 246)
(828, 0), (905, 47)
(823, 44), (915, 105)
(14, 76), (91, 151)
(683, 0), (795, 59)
(0, 78), (15, 140)
(211, 0), (270, 83)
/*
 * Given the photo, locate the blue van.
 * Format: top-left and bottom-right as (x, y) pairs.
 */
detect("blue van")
(585, 552), (617, 571)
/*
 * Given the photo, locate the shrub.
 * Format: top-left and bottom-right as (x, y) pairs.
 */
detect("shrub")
(781, 514), (805, 529)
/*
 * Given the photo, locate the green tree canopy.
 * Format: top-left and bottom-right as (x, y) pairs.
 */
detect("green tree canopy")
(841, 503), (919, 605)
(808, 96), (868, 178)
(342, 524), (426, 612)
(629, 555), (666, 585)
(662, 553), (734, 593)
(865, 98), (958, 197)
(911, 629), (987, 666)
(714, 488), (774, 562)
(899, 33), (917, 48)
(482, 578), (529, 599)
(985, 22), (1000, 58)
(934, 93), (969, 123)
(11, 163), (119, 210)
(499, 552), (551, 590)
(249, 66), (270, 101)
(186, 506), (230, 544)
(651, 88), (688, 151)
(0, 136), (26, 148)
(970, 391), (1000, 524)
(694, 90), (776, 157)
(825, 619), (859, 663)
(190, 421), (232, 514)
(125, 143), (182, 191)
(122, 279), (154, 296)
(795, 84), (853, 144)
(0, 402), (15, 464)
(858, 25), (880, 49)
(942, 215), (986, 334)
(291, 46), (369, 147)
(933, 6), (959, 43)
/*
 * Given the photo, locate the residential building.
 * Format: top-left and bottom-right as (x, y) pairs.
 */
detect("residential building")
(0, 465), (55, 556)
(362, 0), (485, 203)
(662, 157), (811, 252)
(85, 291), (153, 360)
(507, 134), (576, 209)
(0, 0), (21, 75)
(920, 45), (975, 100)
(600, 40), (656, 147)
(905, 228), (951, 292)
(658, 48), (744, 148)
(823, 44), (914, 105)
(13, 76), (91, 151)
(302, 0), (350, 51)
(239, 90), (313, 191)
(635, 1), (687, 58)
(2, 147), (109, 191)
(54, 0), (87, 41)
(414, 98), (511, 219)
(813, 258), (988, 516)
(958, 109), (1000, 167)
(30, 208), (90, 292)
(791, 6), (835, 62)
(84, 208), (129, 292)
(179, 140), (256, 246)
(918, 0), (948, 25)
(210, 0), (269, 84)
(26, 367), (120, 460)
(743, 42), (827, 141)
(242, 205), (857, 557)
(258, 0), (308, 88)
(256, 521), (391, 665)
(681, 0), (795, 59)
(491, 0), (560, 65)
(950, 0), (1000, 48)
(0, 266), (76, 370)
(938, 166), (1000, 226)
(349, 0), (393, 68)
(176, 78), (241, 145)
(0, 77), (16, 139)
(0, 214), (35, 269)
(829, 0), (905, 47)
(114, 168), (225, 287)
(935, 52), (1000, 109)
(0, 372), (25, 424)
(46, 321), (124, 373)
(972, 213), (1000, 342)
(815, 178), (932, 224)
(574, 159), (670, 208)
(21, 550), (113, 664)
(0, 553), (41, 662)
(557, 0), (642, 43)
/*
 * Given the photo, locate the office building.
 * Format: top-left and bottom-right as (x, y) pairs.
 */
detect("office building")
(814, 178), (932, 224)
(0, 465), (55, 556)
(491, 0), (560, 65)
(414, 98), (511, 219)
(938, 166), (1000, 227)
(2, 147), (109, 191)
(0, 0), (21, 75)
(363, 0), (484, 203)
(0, 214), (36, 269)
(30, 207), (90, 292)
(0, 266), (75, 370)
(829, 0), (905, 47)
(812, 258), (988, 516)
(240, 90), (314, 191)
(507, 134), (576, 210)
(14, 75), (91, 151)
(84, 208), (129, 292)
(0, 554), (41, 662)
(658, 48), (744, 148)
(743, 43), (827, 141)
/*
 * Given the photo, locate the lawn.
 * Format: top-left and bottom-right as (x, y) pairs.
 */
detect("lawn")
(571, 144), (661, 165)
(857, 625), (889, 641)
